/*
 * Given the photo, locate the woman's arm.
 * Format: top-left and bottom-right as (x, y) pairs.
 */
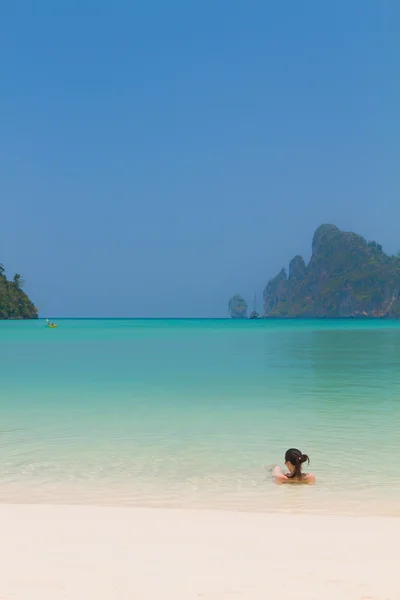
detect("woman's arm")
(272, 465), (288, 484)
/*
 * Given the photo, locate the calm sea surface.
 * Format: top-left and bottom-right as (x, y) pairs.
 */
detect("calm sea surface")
(0, 319), (399, 515)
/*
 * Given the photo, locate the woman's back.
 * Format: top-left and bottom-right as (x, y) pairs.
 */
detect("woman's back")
(272, 448), (316, 485)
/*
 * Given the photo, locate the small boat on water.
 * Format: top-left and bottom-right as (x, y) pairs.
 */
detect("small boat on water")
(45, 318), (58, 328)
(249, 310), (261, 319)
(249, 293), (261, 320)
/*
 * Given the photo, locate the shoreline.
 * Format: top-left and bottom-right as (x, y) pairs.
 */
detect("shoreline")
(1, 503), (398, 599)
(0, 496), (399, 519)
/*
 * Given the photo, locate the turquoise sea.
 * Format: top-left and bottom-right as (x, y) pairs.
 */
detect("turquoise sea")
(0, 319), (399, 516)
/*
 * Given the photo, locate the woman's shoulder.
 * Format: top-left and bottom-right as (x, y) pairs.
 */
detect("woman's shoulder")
(304, 473), (316, 484)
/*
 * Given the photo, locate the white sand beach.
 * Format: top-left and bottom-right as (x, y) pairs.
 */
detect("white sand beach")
(0, 504), (398, 599)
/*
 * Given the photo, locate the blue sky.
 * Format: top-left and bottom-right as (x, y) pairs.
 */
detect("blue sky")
(1, 1), (399, 317)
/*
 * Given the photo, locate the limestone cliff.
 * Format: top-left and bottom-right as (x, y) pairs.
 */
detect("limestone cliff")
(263, 225), (400, 318)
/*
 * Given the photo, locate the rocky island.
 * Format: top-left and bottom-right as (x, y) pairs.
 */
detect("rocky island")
(263, 224), (400, 318)
(0, 264), (38, 319)
(229, 294), (248, 319)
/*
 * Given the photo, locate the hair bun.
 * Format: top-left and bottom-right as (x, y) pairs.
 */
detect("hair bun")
(301, 454), (309, 464)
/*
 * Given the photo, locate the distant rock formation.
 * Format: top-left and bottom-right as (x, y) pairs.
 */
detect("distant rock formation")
(288, 255), (307, 282)
(263, 224), (400, 318)
(0, 263), (38, 319)
(229, 294), (248, 319)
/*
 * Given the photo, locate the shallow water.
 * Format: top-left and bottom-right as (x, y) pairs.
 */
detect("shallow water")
(0, 319), (399, 515)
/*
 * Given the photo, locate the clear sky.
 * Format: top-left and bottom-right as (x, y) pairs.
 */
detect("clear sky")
(1, 1), (399, 317)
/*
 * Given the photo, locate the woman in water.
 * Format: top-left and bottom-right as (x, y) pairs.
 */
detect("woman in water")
(271, 448), (315, 484)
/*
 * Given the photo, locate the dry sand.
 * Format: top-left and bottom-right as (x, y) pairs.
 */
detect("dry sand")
(0, 504), (398, 599)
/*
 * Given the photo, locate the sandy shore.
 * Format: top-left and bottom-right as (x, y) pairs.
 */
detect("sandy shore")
(0, 504), (398, 599)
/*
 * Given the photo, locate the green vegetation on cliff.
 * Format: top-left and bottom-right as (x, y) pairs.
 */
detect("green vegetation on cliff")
(0, 264), (38, 319)
(263, 225), (400, 318)
(229, 294), (248, 319)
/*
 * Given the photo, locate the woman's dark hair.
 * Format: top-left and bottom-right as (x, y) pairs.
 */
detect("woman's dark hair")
(285, 448), (310, 479)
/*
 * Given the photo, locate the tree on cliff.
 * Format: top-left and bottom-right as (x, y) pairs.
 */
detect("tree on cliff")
(13, 273), (25, 290)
